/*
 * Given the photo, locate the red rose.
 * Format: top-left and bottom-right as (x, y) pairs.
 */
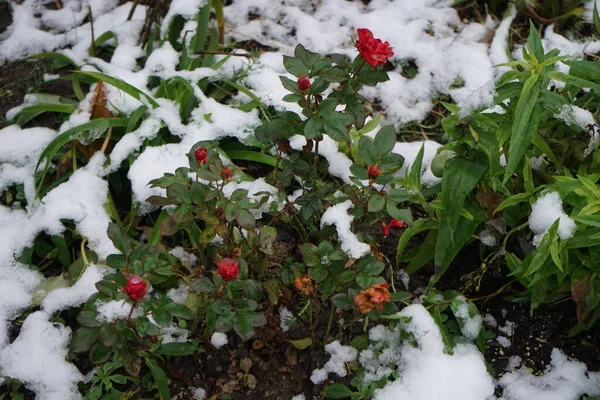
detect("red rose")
(356, 28), (394, 67)
(194, 147), (208, 164)
(298, 76), (311, 91)
(389, 219), (406, 229)
(124, 275), (147, 301)
(218, 258), (240, 281)
(367, 165), (381, 179)
(221, 167), (232, 180)
(381, 222), (390, 237)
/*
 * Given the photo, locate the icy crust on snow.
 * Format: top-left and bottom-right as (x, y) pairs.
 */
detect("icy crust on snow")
(528, 192), (576, 247)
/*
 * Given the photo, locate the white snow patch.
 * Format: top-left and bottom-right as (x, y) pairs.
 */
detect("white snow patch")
(211, 332), (228, 349)
(529, 192), (576, 247)
(321, 200), (370, 259)
(310, 340), (357, 384)
(498, 348), (600, 400)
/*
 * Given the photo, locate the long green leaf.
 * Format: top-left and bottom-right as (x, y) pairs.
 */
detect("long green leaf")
(504, 70), (542, 183)
(224, 149), (280, 168)
(76, 71), (159, 108)
(35, 118), (128, 196)
(13, 104), (77, 126)
(396, 218), (439, 265)
(440, 157), (487, 239)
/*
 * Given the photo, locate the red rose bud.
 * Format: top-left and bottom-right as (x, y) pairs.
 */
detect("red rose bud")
(381, 222), (390, 237)
(356, 28), (394, 67)
(389, 219), (406, 229)
(367, 165), (381, 179)
(124, 275), (147, 301)
(218, 258), (240, 281)
(298, 76), (311, 91)
(220, 167), (232, 180)
(194, 147), (208, 164)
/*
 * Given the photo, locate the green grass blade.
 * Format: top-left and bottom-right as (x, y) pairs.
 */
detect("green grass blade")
(223, 149), (280, 168)
(76, 71), (159, 108)
(35, 118), (128, 197)
(13, 104), (77, 126)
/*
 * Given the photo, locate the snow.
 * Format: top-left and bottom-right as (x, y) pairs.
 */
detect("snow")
(191, 387), (207, 400)
(529, 192), (576, 247)
(555, 104), (599, 156)
(310, 340), (357, 384)
(211, 332), (229, 349)
(279, 306), (294, 332)
(320, 200), (370, 259)
(0, 311), (84, 400)
(498, 348), (600, 400)
(0, 0), (599, 398)
(497, 336), (511, 348)
(371, 305), (495, 400)
(453, 297), (482, 340)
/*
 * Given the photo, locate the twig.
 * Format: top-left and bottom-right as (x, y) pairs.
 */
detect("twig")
(100, 127), (112, 154)
(54, 0), (63, 10)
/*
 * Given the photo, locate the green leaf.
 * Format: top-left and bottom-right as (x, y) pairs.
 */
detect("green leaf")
(89, 343), (112, 364)
(440, 158), (487, 239)
(525, 219), (560, 276)
(107, 223), (133, 255)
(374, 125), (397, 157)
(233, 314), (255, 341)
(152, 308), (173, 327)
(326, 383), (355, 399)
(283, 55), (309, 77)
(504, 75), (541, 183)
(263, 279), (279, 305)
(156, 342), (201, 356)
(322, 66), (348, 83)
(572, 214), (600, 228)
(71, 327), (100, 353)
(304, 117), (324, 139)
(77, 311), (102, 328)
(300, 243), (320, 266)
(165, 303), (196, 320)
(288, 337), (313, 350)
(323, 118), (350, 143)
(95, 280), (118, 296)
(35, 117), (128, 196)
(76, 71), (159, 107)
(433, 199), (486, 282)
(145, 359), (170, 400)
(367, 193), (386, 212)
(527, 20), (544, 62)
(494, 192), (532, 214)
(12, 104), (77, 126)
(396, 218), (439, 264)
(331, 293), (354, 310)
(358, 136), (379, 165)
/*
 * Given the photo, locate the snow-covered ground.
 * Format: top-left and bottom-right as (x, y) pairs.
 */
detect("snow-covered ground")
(0, 0), (600, 399)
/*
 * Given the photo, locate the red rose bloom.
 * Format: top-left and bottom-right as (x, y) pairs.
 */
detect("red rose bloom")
(221, 167), (232, 180)
(381, 222), (390, 237)
(367, 165), (381, 179)
(356, 28), (394, 67)
(194, 147), (208, 164)
(298, 76), (311, 91)
(389, 219), (406, 229)
(124, 275), (147, 301)
(218, 258), (240, 281)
